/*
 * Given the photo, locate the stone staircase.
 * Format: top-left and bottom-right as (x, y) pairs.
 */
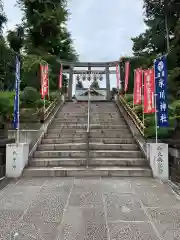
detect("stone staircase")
(23, 101), (151, 177)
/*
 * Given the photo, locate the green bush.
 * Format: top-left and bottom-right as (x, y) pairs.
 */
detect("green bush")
(0, 92), (15, 121)
(172, 100), (180, 116)
(128, 101), (134, 108)
(49, 91), (59, 101)
(144, 114), (155, 127)
(35, 99), (44, 108)
(134, 105), (143, 119)
(124, 94), (133, 103)
(20, 87), (40, 107)
(145, 126), (173, 139)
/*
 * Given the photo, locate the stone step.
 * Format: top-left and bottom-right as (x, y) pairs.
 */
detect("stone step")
(89, 132), (132, 138)
(89, 129), (130, 133)
(47, 129), (87, 134)
(54, 119), (87, 122)
(23, 166), (152, 177)
(34, 150), (142, 158)
(89, 113), (120, 115)
(90, 121), (125, 124)
(37, 143), (87, 151)
(89, 143), (138, 150)
(52, 120), (87, 124)
(49, 124), (87, 129)
(89, 138), (135, 144)
(49, 124), (127, 129)
(47, 127), (129, 133)
(37, 143), (138, 151)
(57, 113), (88, 116)
(42, 138), (87, 144)
(89, 150), (142, 158)
(54, 116), (87, 118)
(34, 150), (87, 158)
(44, 133), (87, 138)
(30, 158), (148, 167)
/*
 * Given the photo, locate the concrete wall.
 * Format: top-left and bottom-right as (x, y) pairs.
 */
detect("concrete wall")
(8, 130), (38, 144)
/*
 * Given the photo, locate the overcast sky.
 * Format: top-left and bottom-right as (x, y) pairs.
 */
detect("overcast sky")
(3, 0), (146, 90)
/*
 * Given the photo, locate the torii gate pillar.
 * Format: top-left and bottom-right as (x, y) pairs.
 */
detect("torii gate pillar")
(68, 67), (73, 101)
(106, 65), (111, 100)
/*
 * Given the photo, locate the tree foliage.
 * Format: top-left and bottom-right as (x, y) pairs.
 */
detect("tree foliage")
(0, 0), (78, 130)
(121, 0), (180, 98)
(1, 0), (78, 93)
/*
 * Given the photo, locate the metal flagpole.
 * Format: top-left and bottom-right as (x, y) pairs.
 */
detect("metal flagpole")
(44, 96), (46, 111)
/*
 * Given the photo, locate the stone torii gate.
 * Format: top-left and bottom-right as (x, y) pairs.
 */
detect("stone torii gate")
(61, 61), (122, 101)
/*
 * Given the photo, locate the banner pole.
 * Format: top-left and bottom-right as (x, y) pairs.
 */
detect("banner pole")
(44, 96), (46, 112)
(153, 65), (158, 143)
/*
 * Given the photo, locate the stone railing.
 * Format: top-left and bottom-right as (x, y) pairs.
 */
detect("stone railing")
(119, 96), (145, 136)
(28, 99), (65, 158)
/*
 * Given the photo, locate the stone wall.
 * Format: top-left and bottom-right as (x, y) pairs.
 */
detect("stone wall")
(8, 130), (38, 144)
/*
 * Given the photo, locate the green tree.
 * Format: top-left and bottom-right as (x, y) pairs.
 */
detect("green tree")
(17, 0), (78, 92)
(122, 0), (180, 97)
(7, 25), (24, 53)
(0, 0), (16, 91)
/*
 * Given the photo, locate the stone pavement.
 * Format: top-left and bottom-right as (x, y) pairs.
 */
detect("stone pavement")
(0, 177), (180, 240)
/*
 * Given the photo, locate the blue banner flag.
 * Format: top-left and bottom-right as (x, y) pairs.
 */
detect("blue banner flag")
(154, 55), (169, 127)
(13, 56), (20, 129)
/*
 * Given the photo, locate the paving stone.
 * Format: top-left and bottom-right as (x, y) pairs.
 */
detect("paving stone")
(0, 209), (23, 239)
(23, 194), (68, 223)
(1, 177), (180, 240)
(40, 180), (73, 196)
(56, 207), (108, 240)
(104, 193), (148, 222)
(69, 184), (103, 207)
(102, 179), (133, 194)
(147, 208), (180, 240)
(137, 189), (180, 208)
(0, 186), (41, 211)
(108, 222), (159, 240)
(16, 178), (47, 187)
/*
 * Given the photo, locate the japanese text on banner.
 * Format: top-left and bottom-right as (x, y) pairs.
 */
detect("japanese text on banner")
(133, 68), (143, 105)
(154, 56), (169, 127)
(13, 56), (20, 129)
(124, 61), (130, 92)
(143, 69), (155, 114)
(40, 64), (49, 98)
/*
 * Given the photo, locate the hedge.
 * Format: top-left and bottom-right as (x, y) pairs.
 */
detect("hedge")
(122, 94), (179, 139)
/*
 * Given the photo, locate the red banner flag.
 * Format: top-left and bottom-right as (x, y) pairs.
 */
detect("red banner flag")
(133, 68), (143, 105)
(59, 63), (63, 89)
(116, 63), (120, 89)
(40, 64), (49, 98)
(124, 61), (130, 92)
(143, 69), (155, 114)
